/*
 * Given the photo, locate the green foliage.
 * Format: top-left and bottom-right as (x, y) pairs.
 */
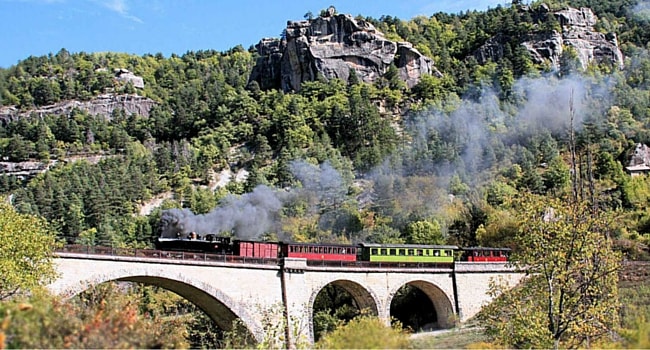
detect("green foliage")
(542, 156), (571, 194)
(360, 224), (405, 244)
(313, 285), (361, 342)
(622, 174), (650, 209)
(0, 201), (59, 300)
(316, 314), (410, 349)
(475, 208), (519, 247)
(406, 219), (444, 244)
(485, 180), (518, 207)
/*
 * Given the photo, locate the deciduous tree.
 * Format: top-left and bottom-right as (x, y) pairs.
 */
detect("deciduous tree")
(480, 194), (621, 349)
(0, 201), (59, 300)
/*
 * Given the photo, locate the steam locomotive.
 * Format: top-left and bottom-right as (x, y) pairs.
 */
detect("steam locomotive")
(154, 234), (510, 264)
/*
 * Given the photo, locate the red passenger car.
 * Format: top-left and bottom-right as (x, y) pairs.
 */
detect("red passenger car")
(281, 242), (358, 261)
(462, 247), (510, 262)
(233, 240), (280, 258)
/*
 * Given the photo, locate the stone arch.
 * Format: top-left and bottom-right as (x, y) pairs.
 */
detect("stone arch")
(52, 267), (264, 342)
(309, 279), (380, 316)
(308, 279), (380, 340)
(388, 280), (455, 329)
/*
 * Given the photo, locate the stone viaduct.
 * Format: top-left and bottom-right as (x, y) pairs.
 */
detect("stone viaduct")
(48, 249), (525, 347)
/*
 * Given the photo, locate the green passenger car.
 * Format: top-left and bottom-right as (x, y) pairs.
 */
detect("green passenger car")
(359, 243), (458, 264)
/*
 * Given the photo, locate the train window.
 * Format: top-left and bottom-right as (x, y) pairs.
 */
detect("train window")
(389, 249), (396, 255)
(445, 250), (452, 256)
(398, 249), (405, 256)
(371, 248), (378, 255)
(380, 248), (387, 255)
(417, 250), (423, 256)
(407, 249), (414, 255)
(434, 250), (440, 256)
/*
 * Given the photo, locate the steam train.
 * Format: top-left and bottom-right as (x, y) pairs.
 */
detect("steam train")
(154, 234), (510, 264)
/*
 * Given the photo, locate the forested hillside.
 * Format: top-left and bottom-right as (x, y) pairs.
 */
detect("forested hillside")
(4, 0), (650, 348)
(0, 0), (649, 257)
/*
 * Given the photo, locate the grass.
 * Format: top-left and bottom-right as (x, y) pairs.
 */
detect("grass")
(409, 327), (490, 349)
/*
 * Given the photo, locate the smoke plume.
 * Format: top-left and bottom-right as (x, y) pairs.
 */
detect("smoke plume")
(160, 185), (283, 240)
(160, 72), (616, 241)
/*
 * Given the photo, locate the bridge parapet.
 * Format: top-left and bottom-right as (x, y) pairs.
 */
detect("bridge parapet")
(55, 251), (280, 270)
(454, 262), (522, 273)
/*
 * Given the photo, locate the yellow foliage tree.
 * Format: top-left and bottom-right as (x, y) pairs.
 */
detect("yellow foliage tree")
(480, 194), (621, 349)
(316, 315), (410, 349)
(0, 201), (60, 301)
(0, 284), (189, 349)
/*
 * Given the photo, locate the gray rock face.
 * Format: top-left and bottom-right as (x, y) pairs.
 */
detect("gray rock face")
(475, 6), (624, 71)
(0, 94), (156, 122)
(249, 12), (440, 92)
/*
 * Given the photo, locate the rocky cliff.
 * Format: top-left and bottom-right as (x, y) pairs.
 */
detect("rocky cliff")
(249, 8), (441, 92)
(475, 5), (624, 71)
(0, 94), (156, 123)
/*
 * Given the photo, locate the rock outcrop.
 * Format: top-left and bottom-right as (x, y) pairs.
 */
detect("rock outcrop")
(249, 9), (441, 92)
(475, 5), (624, 71)
(0, 94), (156, 123)
(114, 68), (145, 89)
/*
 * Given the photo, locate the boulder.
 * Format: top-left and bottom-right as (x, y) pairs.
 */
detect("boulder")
(114, 68), (145, 89)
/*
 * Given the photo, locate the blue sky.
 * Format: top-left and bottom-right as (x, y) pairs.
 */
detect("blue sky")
(0, 0), (508, 68)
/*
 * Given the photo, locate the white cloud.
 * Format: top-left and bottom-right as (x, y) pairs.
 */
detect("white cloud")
(95, 0), (143, 23)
